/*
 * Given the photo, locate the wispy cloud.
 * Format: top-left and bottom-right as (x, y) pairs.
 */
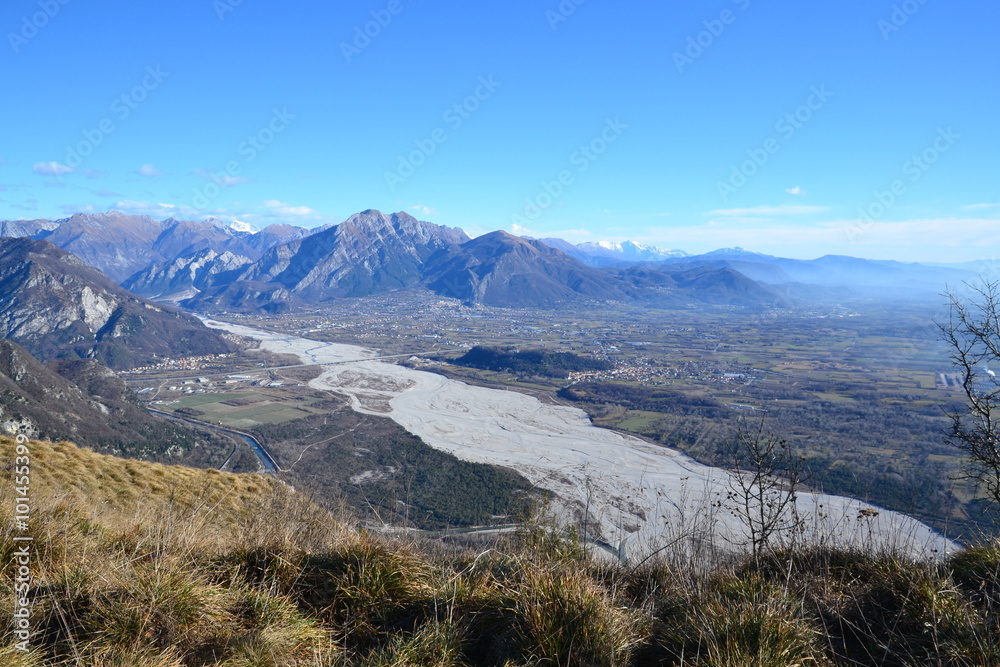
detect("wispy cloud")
(83, 169), (108, 179)
(193, 168), (250, 187)
(112, 200), (200, 218)
(135, 163), (163, 177)
(409, 205), (439, 217)
(114, 199), (157, 210)
(786, 186), (805, 196)
(60, 203), (96, 215)
(508, 223), (594, 242)
(102, 198), (328, 226)
(710, 204), (831, 217)
(961, 203), (1000, 212)
(263, 199), (317, 216)
(33, 161), (74, 176)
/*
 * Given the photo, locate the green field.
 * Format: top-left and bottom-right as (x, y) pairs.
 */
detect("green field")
(171, 392), (256, 408)
(165, 390), (324, 428)
(618, 410), (667, 432)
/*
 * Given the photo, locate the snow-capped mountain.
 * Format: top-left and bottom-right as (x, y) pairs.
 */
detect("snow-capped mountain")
(227, 219), (259, 234)
(201, 217), (259, 235)
(577, 240), (689, 261)
(537, 238), (688, 266)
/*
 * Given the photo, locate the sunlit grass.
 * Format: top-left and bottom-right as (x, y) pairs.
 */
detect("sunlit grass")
(1, 436), (998, 666)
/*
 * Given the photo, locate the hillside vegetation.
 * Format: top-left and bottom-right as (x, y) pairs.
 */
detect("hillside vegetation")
(453, 346), (611, 379)
(0, 237), (235, 370)
(0, 341), (233, 469)
(3, 436), (1000, 666)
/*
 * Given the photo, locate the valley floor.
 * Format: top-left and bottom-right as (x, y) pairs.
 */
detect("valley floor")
(204, 319), (954, 560)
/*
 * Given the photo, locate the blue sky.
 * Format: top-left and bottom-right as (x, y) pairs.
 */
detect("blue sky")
(2, 0), (997, 261)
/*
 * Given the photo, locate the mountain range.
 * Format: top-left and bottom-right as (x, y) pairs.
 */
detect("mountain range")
(178, 211), (785, 310)
(0, 209), (984, 316)
(648, 248), (976, 296)
(425, 231), (632, 307)
(0, 210), (308, 282)
(540, 238), (689, 266)
(0, 237), (235, 368)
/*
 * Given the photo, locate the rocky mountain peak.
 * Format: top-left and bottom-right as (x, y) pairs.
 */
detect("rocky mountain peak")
(0, 238), (235, 369)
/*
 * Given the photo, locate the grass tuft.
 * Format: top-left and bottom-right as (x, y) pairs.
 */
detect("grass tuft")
(515, 564), (649, 666)
(3, 436), (1000, 666)
(651, 573), (831, 666)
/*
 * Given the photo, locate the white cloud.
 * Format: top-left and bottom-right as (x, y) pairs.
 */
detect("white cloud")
(193, 168), (250, 186)
(33, 161), (74, 176)
(409, 205), (439, 217)
(112, 200), (202, 219)
(710, 204), (831, 217)
(262, 199), (317, 216)
(135, 164), (163, 177)
(786, 186), (805, 196)
(114, 199), (155, 210)
(961, 203), (1000, 212)
(507, 223), (594, 242)
(60, 203), (96, 215)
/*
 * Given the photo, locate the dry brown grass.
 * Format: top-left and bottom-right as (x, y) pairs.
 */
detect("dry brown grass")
(13, 437), (277, 518)
(1, 436), (998, 666)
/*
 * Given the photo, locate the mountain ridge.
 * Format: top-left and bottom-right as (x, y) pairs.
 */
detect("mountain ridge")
(0, 210), (310, 282)
(0, 339), (232, 464)
(3, 208), (982, 310)
(0, 237), (236, 368)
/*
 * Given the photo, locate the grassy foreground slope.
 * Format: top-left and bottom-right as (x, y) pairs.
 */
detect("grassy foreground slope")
(3, 436), (1000, 666)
